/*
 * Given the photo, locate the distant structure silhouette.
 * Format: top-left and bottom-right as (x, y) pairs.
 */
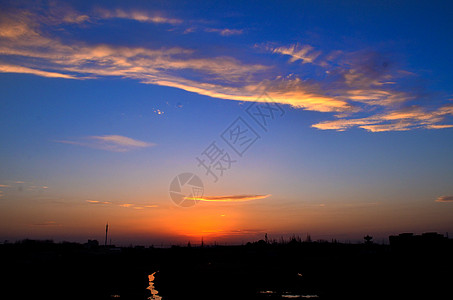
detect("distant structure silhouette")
(84, 239), (99, 250)
(389, 232), (449, 253)
(105, 223), (109, 247)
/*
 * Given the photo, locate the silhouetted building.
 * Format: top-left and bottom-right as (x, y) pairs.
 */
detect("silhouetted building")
(84, 239), (99, 249)
(389, 232), (448, 253)
(364, 235), (373, 245)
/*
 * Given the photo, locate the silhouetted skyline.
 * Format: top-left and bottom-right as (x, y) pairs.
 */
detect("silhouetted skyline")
(2, 232), (452, 299)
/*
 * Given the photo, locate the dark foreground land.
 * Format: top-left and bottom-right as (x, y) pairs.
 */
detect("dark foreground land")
(1, 233), (452, 300)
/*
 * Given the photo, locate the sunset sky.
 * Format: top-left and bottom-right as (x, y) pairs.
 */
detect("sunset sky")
(1, 0), (453, 245)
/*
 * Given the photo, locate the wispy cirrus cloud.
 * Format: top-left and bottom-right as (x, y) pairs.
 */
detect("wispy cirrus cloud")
(86, 200), (111, 205)
(185, 194), (271, 202)
(312, 105), (453, 132)
(91, 135), (152, 148)
(86, 200), (158, 209)
(56, 135), (155, 152)
(32, 221), (61, 226)
(270, 43), (321, 64)
(278, 47), (453, 132)
(0, 181), (49, 196)
(1, 4), (452, 132)
(205, 28), (243, 36)
(0, 63), (77, 79)
(0, 6), (351, 114)
(436, 196), (453, 203)
(0, 13), (266, 82)
(95, 8), (182, 24)
(147, 75), (354, 112)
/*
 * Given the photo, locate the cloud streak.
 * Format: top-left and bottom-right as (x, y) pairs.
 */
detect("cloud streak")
(436, 196), (453, 203)
(86, 200), (111, 205)
(312, 105), (453, 132)
(56, 135), (155, 152)
(270, 44), (321, 64)
(96, 8), (182, 24)
(32, 221), (61, 226)
(205, 28), (243, 36)
(0, 64), (77, 79)
(185, 194), (271, 202)
(86, 200), (158, 209)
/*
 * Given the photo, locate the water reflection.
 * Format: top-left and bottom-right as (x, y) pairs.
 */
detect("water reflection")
(147, 272), (162, 300)
(259, 291), (319, 299)
(281, 296), (319, 299)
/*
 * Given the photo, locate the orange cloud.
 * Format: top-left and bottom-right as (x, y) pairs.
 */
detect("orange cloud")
(426, 124), (453, 129)
(346, 89), (412, 106)
(185, 194), (271, 202)
(436, 196), (453, 203)
(150, 77), (353, 113)
(85, 200), (158, 209)
(86, 200), (111, 205)
(313, 105), (453, 132)
(96, 8), (182, 24)
(0, 64), (77, 79)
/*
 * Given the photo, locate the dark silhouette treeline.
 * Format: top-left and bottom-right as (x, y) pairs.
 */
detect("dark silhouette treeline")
(1, 232), (452, 300)
(0, 239), (156, 300)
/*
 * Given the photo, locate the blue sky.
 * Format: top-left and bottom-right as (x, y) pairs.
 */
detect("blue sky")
(0, 0), (452, 245)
